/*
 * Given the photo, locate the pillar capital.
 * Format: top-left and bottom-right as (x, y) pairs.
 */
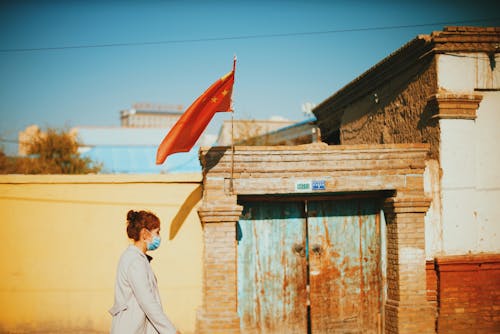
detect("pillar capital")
(198, 204), (243, 224)
(384, 196), (431, 214)
(427, 93), (483, 120)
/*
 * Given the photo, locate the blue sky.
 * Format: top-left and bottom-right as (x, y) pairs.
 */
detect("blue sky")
(1, 0), (499, 154)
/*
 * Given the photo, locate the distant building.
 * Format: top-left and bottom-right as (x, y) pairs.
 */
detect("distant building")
(216, 118), (297, 146)
(75, 126), (204, 174)
(19, 104), (318, 173)
(19, 103), (207, 174)
(120, 103), (184, 128)
(76, 103), (208, 174)
(238, 118), (321, 145)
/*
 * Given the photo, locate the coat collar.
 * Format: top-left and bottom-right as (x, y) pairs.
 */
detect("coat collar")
(129, 245), (154, 262)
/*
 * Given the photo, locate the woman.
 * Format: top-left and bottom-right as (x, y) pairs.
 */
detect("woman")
(109, 210), (180, 334)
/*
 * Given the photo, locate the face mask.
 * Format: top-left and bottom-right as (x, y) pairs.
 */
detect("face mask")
(146, 231), (161, 251)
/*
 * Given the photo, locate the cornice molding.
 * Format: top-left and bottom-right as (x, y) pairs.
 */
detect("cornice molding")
(427, 93), (483, 120)
(384, 196), (432, 214)
(198, 204), (243, 223)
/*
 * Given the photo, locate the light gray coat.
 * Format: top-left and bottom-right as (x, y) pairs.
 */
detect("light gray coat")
(109, 245), (177, 334)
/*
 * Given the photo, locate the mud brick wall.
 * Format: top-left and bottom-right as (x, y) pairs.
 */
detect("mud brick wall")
(338, 58), (440, 160)
(436, 254), (500, 333)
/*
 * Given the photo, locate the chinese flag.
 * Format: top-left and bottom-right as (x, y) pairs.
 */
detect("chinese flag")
(156, 66), (235, 165)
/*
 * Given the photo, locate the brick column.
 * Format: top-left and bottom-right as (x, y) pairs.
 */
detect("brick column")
(196, 204), (243, 334)
(383, 197), (436, 334)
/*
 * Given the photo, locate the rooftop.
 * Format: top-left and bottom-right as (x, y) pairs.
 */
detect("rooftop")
(313, 26), (500, 121)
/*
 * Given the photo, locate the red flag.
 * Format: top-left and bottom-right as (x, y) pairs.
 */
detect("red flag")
(156, 64), (235, 165)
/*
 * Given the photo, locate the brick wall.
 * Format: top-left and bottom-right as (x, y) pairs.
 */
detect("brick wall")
(197, 207), (242, 334)
(426, 260), (438, 304)
(384, 198), (436, 334)
(199, 145), (433, 333)
(435, 254), (500, 333)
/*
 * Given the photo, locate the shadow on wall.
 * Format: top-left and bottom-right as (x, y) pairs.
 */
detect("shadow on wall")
(169, 185), (202, 240)
(200, 146), (229, 173)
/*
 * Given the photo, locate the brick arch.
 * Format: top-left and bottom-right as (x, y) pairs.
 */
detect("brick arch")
(197, 144), (435, 334)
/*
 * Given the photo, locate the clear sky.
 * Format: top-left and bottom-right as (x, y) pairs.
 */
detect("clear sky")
(1, 0), (499, 154)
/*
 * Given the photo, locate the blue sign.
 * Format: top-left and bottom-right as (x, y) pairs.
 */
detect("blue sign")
(312, 180), (326, 191)
(295, 180), (326, 192)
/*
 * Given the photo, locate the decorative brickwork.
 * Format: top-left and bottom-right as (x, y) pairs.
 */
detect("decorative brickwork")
(198, 144), (435, 333)
(435, 254), (500, 334)
(427, 93), (483, 120)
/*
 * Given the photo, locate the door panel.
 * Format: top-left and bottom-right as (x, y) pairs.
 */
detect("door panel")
(308, 199), (381, 334)
(238, 201), (308, 334)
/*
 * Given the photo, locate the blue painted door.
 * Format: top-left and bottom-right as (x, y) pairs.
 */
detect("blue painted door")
(238, 198), (382, 333)
(238, 201), (308, 334)
(308, 199), (382, 333)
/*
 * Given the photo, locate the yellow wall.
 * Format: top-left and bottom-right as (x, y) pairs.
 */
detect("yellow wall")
(0, 174), (203, 333)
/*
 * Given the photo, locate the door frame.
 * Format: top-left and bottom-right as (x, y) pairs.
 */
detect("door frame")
(196, 144), (435, 334)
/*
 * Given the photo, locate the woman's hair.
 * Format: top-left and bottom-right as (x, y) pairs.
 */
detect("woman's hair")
(126, 210), (160, 241)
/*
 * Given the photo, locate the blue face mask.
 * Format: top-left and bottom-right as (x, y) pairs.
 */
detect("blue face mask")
(146, 231), (161, 251)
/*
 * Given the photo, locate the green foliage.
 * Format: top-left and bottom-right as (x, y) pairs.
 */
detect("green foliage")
(0, 128), (101, 174)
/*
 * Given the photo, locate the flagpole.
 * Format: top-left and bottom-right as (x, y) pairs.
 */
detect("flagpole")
(230, 56), (237, 195)
(230, 110), (235, 194)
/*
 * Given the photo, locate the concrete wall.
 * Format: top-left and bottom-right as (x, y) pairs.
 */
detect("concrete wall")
(0, 174), (203, 333)
(437, 53), (500, 255)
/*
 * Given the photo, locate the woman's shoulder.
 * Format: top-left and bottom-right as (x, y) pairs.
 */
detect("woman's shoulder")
(118, 246), (147, 267)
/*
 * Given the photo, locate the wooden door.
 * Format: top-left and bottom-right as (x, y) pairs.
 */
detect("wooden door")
(238, 198), (382, 333)
(238, 201), (308, 334)
(308, 198), (382, 334)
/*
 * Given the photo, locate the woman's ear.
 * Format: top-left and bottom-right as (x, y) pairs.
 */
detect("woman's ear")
(139, 228), (148, 241)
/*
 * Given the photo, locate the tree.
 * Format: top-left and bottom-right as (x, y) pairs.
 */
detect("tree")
(0, 149), (17, 173)
(0, 127), (101, 174)
(234, 119), (266, 145)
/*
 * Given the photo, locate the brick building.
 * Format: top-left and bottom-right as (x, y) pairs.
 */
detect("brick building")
(195, 27), (500, 333)
(312, 26), (500, 333)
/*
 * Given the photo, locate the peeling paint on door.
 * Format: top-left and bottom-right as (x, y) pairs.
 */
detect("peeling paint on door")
(238, 198), (382, 333)
(238, 201), (308, 334)
(308, 199), (381, 334)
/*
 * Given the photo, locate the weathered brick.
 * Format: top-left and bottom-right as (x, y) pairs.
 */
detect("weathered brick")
(435, 254), (500, 333)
